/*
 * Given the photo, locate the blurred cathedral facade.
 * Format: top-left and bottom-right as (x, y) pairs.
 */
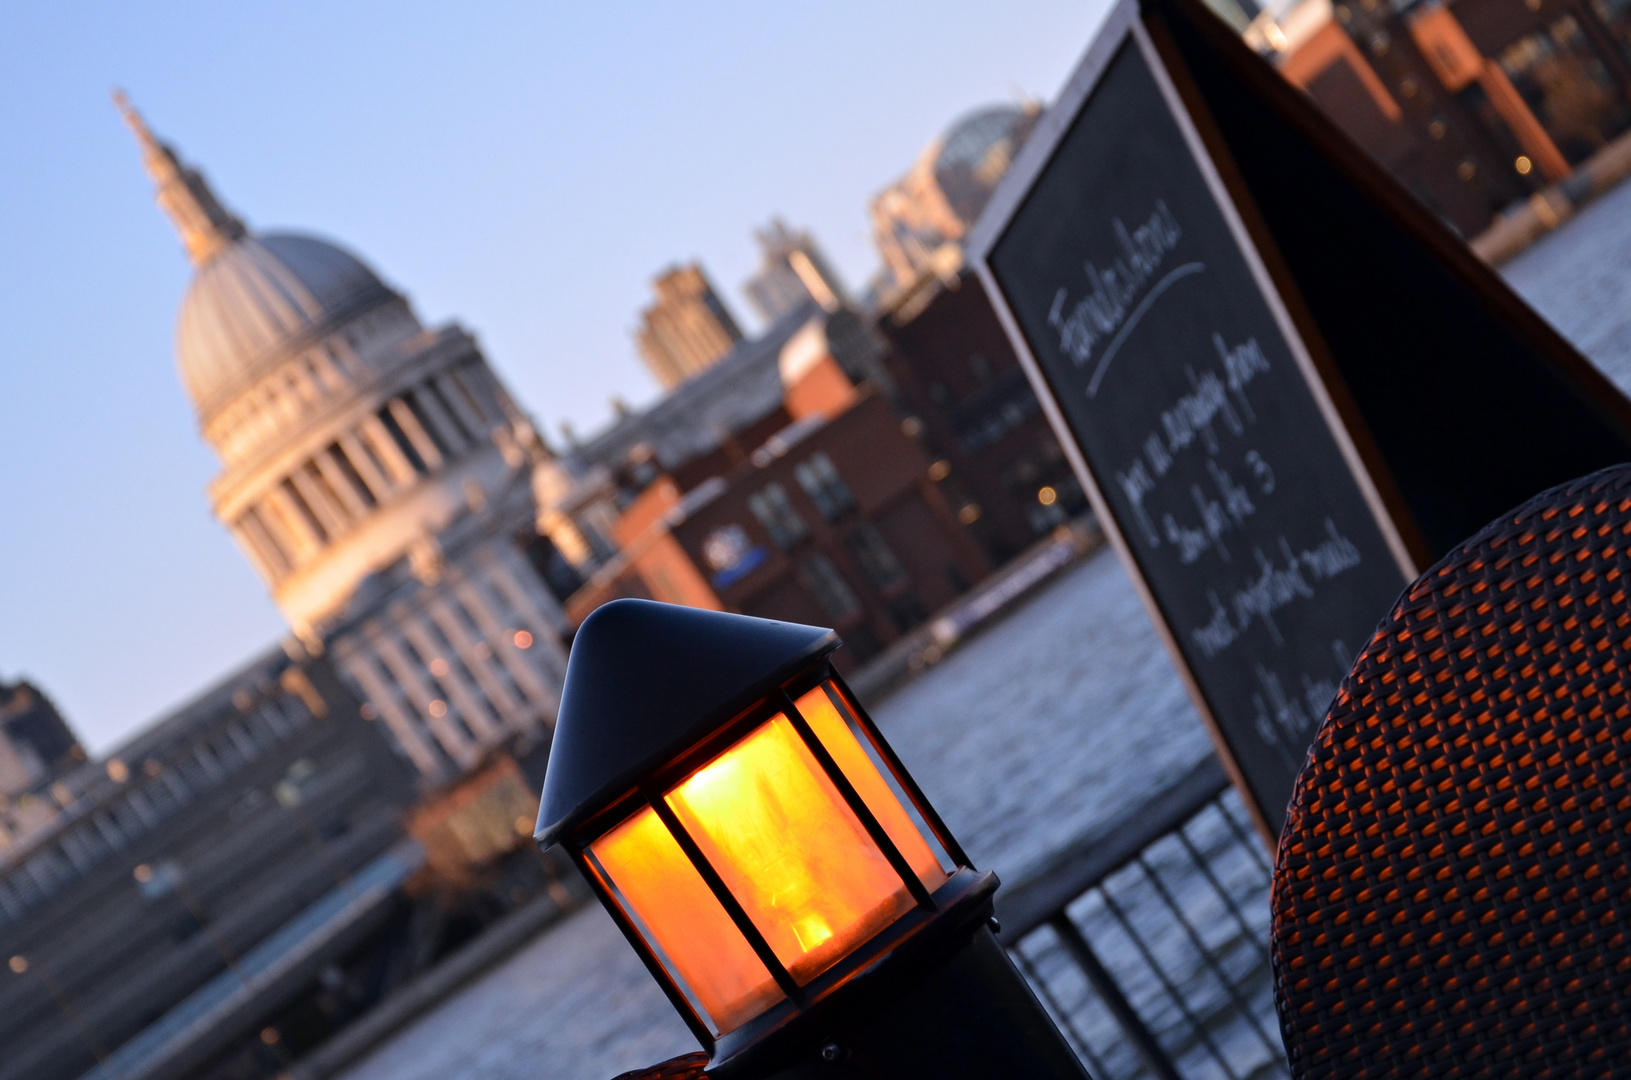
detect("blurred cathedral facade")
(117, 98), (572, 785)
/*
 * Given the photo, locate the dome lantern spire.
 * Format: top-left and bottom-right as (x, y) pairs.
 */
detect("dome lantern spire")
(115, 90), (246, 266)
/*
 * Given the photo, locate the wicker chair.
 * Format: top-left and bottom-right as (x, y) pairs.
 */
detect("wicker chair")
(609, 1052), (708, 1080)
(1273, 465), (1631, 1078)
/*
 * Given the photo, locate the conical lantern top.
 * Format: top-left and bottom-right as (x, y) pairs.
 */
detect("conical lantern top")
(534, 599), (838, 847)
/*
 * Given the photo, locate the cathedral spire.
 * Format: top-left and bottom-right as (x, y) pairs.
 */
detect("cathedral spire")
(114, 90), (246, 266)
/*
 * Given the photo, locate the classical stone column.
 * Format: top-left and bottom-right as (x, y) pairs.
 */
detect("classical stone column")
(360, 416), (421, 486)
(337, 430), (397, 499)
(433, 371), (489, 438)
(287, 466), (349, 536)
(398, 614), (501, 743)
(426, 594), (525, 719)
(387, 399), (444, 471)
(370, 629), (479, 768)
(313, 448), (372, 517)
(448, 572), (552, 719)
(411, 383), (470, 454)
(229, 520), (282, 585)
(335, 643), (445, 779)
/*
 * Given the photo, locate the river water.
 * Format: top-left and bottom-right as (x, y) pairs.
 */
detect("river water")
(337, 185), (1631, 1080)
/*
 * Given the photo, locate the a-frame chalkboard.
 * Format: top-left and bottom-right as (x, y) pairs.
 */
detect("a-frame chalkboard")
(970, 0), (1631, 844)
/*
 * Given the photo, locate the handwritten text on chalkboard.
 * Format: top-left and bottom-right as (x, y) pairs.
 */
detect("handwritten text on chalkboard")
(982, 38), (1406, 828)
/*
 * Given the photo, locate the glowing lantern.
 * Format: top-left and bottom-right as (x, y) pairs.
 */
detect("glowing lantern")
(534, 600), (1089, 1079)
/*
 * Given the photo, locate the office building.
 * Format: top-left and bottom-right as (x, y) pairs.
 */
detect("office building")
(743, 218), (849, 322)
(635, 263), (744, 389)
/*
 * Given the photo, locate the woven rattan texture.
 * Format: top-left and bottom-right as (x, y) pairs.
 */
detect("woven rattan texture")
(609, 1051), (708, 1080)
(1273, 465), (1631, 1079)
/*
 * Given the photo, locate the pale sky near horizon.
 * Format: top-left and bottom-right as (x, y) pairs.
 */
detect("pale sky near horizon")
(0, 1), (1111, 754)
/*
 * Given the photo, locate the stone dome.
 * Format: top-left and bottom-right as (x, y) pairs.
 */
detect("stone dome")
(929, 104), (1040, 230)
(177, 233), (398, 419)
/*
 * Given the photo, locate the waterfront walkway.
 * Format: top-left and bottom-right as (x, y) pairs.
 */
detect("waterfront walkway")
(337, 550), (1212, 1080)
(330, 188), (1631, 1080)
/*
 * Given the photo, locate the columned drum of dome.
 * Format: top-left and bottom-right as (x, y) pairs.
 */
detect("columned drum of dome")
(120, 96), (571, 783)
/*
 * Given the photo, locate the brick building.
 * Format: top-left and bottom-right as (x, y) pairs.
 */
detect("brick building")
(875, 269), (1088, 566)
(666, 391), (989, 669)
(562, 317), (990, 670)
(1259, 0), (1631, 236)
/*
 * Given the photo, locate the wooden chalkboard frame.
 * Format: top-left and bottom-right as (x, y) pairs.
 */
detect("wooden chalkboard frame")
(968, 0), (1420, 847)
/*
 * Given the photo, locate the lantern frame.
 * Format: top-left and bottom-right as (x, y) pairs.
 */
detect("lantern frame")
(562, 660), (994, 1072)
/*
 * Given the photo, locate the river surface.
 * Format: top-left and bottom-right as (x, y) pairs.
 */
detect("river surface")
(338, 188), (1631, 1080)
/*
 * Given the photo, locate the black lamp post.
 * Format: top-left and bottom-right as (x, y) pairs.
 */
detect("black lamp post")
(535, 600), (1092, 1079)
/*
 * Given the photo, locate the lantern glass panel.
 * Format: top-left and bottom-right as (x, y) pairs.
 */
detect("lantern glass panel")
(795, 684), (949, 886)
(588, 804), (784, 1033)
(666, 712), (921, 987)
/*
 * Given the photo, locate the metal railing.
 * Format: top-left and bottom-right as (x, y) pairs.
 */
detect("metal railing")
(996, 758), (1287, 1080)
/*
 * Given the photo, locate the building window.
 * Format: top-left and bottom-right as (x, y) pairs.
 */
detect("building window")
(794, 453), (855, 521)
(844, 523), (906, 590)
(886, 592), (930, 633)
(748, 483), (807, 548)
(798, 554), (860, 621)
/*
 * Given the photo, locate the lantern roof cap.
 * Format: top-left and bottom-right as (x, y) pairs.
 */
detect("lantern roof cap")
(534, 599), (839, 847)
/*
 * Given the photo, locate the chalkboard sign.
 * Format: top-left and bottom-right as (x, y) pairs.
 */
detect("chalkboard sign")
(971, 5), (1413, 838)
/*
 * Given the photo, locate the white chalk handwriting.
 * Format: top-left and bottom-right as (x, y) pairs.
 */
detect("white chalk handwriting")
(1187, 519), (1363, 658)
(1045, 200), (1199, 398)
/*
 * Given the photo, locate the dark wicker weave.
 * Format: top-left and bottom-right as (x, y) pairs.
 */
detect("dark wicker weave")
(609, 1051), (708, 1080)
(1273, 465), (1631, 1079)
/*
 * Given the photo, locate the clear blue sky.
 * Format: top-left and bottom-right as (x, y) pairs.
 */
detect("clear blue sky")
(0, 1), (1109, 753)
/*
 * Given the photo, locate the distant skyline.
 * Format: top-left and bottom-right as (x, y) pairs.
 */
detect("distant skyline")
(0, 1), (1109, 753)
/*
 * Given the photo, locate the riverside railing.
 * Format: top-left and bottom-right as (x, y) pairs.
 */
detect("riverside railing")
(995, 757), (1288, 1080)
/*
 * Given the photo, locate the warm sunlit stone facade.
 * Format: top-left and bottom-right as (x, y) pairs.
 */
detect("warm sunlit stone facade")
(121, 96), (570, 783)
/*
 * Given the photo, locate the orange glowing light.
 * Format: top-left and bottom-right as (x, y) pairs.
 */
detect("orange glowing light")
(586, 680), (947, 1035)
(514, 630), (534, 649)
(792, 686), (946, 889)
(667, 713), (916, 986)
(590, 803), (783, 1033)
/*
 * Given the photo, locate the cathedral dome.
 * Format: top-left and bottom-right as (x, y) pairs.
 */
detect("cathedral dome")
(929, 104), (1040, 231)
(177, 233), (397, 418)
